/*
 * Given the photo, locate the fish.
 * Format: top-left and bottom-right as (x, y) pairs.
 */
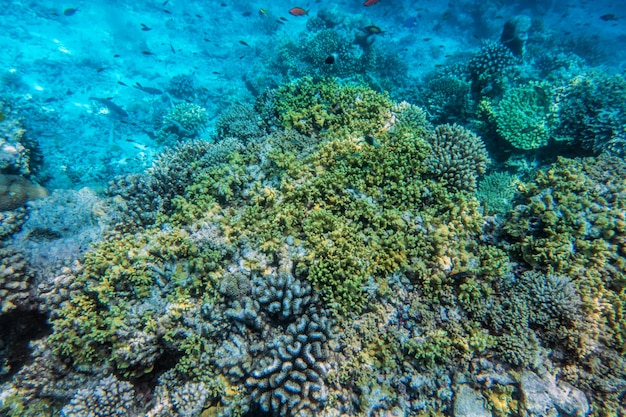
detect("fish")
(142, 50), (154, 55)
(289, 7), (308, 16)
(239, 40), (250, 46)
(133, 82), (163, 95)
(89, 97), (129, 118)
(600, 13), (618, 21)
(113, 54), (121, 57)
(280, 16), (288, 21)
(259, 8), (267, 16)
(276, 19), (284, 24)
(64, 7), (79, 16)
(242, 11), (252, 17)
(364, 0), (380, 6)
(141, 23), (152, 31)
(118, 81), (128, 86)
(403, 16), (418, 29)
(361, 25), (385, 34)
(0, 175), (48, 211)
(162, 9), (171, 14)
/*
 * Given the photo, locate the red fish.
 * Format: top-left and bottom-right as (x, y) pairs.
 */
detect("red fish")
(289, 7), (308, 16)
(364, 0), (380, 6)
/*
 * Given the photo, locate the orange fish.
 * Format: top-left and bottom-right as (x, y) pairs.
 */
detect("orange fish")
(364, 0), (380, 6)
(289, 7), (308, 16)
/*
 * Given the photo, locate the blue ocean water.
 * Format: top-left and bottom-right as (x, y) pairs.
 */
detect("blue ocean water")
(1, 0), (625, 416)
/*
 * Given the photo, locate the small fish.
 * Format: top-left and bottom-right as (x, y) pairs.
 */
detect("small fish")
(162, 9), (171, 14)
(134, 82), (163, 95)
(361, 25), (385, 34)
(363, 0), (380, 6)
(259, 8), (267, 16)
(118, 81), (128, 86)
(403, 16), (418, 29)
(142, 50), (154, 55)
(441, 11), (450, 20)
(423, 37), (432, 41)
(141, 23), (152, 31)
(239, 40), (250, 46)
(196, 14), (203, 18)
(113, 54), (121, 57)
(64, 7), (79, 16)
(170, 43), (175, 53)
(162, 0), (169, 5)
(600, 13), (618, 21)
(276, 19), (284, 24)
(280, 16), (288, 21)
(289, 7), (308, 16)
(97, 67), (107, 73)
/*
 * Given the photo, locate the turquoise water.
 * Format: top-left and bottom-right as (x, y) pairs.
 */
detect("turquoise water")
(1, 1), (625, 416)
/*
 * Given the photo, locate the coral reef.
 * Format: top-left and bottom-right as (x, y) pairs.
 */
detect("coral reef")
(214, 104), (264, 144)
(61, 374), (139, 417)
(3, 76), (624, 417)
(0, 174), (47, 211)
(555, 72), (626, 155)
(166, 74), (197, 100)
(480, 83), (558, 150)
(156, 103), (208, 144)
(0, 103), (41, 177)
(0, 248), (33, 312)
(467, 41), (517, 98)
(425, 123), (490, 193)
(476, 171), (519, 216)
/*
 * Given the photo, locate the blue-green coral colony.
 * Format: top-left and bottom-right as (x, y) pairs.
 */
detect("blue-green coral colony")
(0, 4), (625, 417)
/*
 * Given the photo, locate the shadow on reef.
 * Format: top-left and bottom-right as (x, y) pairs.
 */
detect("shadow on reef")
(0, 310), (50, 382)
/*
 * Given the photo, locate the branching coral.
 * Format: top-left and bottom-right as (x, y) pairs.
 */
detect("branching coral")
(425, 123), (490, 193)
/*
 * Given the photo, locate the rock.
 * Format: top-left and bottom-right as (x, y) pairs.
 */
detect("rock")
(453, 384), (492, 417)
(519, 370), (590, 417)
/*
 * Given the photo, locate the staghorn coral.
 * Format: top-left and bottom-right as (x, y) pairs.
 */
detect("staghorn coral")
(425, 123), (490, 193)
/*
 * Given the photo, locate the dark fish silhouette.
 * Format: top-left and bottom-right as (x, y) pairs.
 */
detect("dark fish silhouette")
(89, 97), (129, 118)
(133, 82), (163, 95)
(600, 13), (618, 21)
(64, 7), (79, 16)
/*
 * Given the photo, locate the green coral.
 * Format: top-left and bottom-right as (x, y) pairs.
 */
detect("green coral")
(484, 82), (558, 150)
(476, 171), (519, 216)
